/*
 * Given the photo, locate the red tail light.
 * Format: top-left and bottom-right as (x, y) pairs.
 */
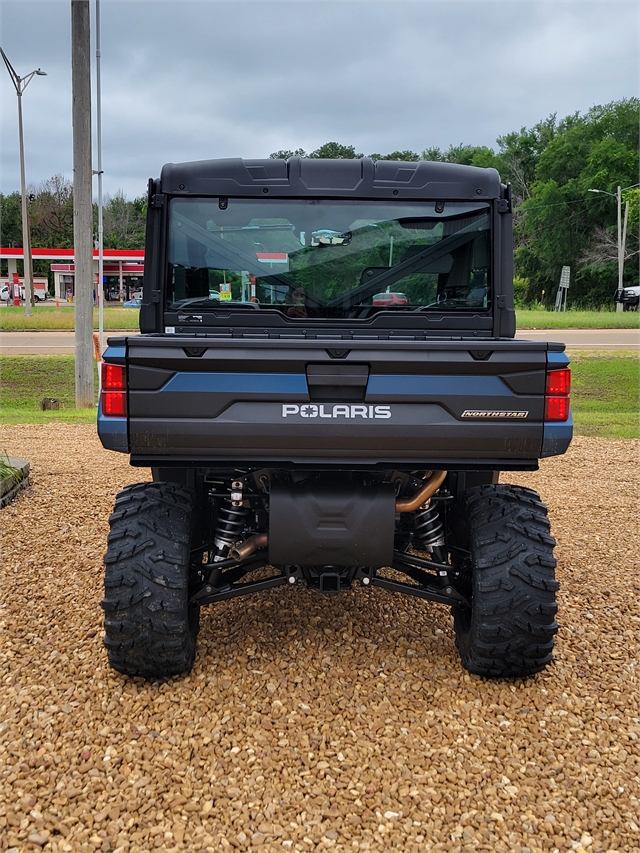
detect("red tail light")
(546, 367), (571, 396)
(545, 367), (571, 421)
(101, 363), (127, 417)
(545, 395), (570, 421)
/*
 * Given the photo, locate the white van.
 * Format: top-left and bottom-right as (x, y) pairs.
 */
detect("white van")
(1, 284), (48, 303)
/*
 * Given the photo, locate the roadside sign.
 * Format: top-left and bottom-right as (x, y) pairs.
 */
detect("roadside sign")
(554, 266), (570, 311)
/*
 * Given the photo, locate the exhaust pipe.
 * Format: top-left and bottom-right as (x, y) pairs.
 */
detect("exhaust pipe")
(229, 532), (268, 561)
(395, 470), (447, 513)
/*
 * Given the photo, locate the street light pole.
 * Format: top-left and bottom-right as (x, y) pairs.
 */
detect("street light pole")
(0, 48), (47, 317)
(588, 184), (637, 313)
(616, 186), (623, 313)
(95, 0), (105, 357)
(616, 186), (631, 313)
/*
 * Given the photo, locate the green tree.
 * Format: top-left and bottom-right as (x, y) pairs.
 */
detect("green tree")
(30, 174), (74, 248)
(497, 115), (558, 202)
(102, 191), (146, 249)
(419, 144), (501, 169)
(270, 142), (364, 160)
(369, 150), (420, 161)
(266, 100), (640, 307)
(623, 186), (639, 235)
(0, 191), (23, 277)
(308, 142), (364, 159)
(0, 191), (23, 247)
(580, 187), (639, 283)
(1, 177), (74, 280)
(516, 99), (639, 306)
(269, 148), (308, 159)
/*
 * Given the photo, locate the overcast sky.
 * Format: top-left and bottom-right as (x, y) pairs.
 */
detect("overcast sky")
(1, 0), (637, 200)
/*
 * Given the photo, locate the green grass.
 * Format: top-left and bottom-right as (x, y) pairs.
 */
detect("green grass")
(0, 356), (98, 424)
(569, 351), (639, 439)
(0, 305), (139, 331)
(516, 309), (639, 329)
(1, 305), (638, 331)
(2, 353), (638, 438)
(0, 451), (24, 486)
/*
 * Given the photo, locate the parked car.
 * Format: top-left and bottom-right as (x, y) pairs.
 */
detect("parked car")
(123, 297), (142, 308)
(311, 229), (352, 246)
(616, 286), (640, 311)
(372, 291), (408, 306)
(1, 285), (48, 303)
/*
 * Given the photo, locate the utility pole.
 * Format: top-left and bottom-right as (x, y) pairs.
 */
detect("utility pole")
(71, 0), (94, 407)
(616, 185), (630, 315)
(588, 183), (638, 313)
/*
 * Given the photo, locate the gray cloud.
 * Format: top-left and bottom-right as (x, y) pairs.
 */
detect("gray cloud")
(1, 0), (637, 200)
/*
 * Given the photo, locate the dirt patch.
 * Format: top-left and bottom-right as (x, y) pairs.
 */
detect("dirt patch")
(1, 425), (638, 853)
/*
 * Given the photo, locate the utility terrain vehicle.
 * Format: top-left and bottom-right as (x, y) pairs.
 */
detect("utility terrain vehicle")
(98, 157), (572, 679)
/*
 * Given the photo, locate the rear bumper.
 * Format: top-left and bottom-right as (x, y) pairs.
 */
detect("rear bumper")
(127, 406), (544, 464)
(541, 414), (573, 458)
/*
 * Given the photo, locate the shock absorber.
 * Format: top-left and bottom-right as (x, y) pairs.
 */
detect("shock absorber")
(211, 481), (249, 561)
(413, 502), (445, 554)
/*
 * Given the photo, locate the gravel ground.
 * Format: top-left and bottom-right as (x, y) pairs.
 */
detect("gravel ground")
(1, 425), (638, 853)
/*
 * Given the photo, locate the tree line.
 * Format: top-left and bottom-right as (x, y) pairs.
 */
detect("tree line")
(1, 98), (637, 307)
(271, 99), (639, 308)
(0, 178), (147, 280)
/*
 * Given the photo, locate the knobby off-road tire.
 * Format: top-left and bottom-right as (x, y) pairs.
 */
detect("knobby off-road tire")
(101, 482), (200, 678)
(452, 484), (559, 678)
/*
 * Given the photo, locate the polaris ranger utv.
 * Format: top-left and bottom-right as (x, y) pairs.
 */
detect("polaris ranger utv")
(98, 157), (572, 680)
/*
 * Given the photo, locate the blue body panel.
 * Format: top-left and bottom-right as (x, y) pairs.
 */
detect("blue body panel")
(103, 345), (126, 362)
(368, 374), (507, 396)
(97, 411), (128, 452)
(541, 414), (573, 458)
(546, 351), (570, 368)
(159, 371), (508, 398)
(163, 372), (308, 395)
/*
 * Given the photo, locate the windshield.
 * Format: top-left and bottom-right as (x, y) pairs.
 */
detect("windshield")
(167, 199), (491, 319)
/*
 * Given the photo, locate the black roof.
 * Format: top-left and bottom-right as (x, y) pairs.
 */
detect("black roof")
(159, 157), (503, 200)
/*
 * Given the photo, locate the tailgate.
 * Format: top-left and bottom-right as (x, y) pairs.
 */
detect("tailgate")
(104, 335), (557, 467)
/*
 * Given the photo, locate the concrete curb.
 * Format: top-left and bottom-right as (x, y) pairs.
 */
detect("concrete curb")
(1, 456), (30, 508)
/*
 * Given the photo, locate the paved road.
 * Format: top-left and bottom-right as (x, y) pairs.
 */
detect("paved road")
(515, 328), (639, 348)
(0, 328), (638, 354)
(0, 330), (136, 355)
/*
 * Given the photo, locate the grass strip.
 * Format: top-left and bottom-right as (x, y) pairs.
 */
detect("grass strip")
(0, 306), (139, 331)
(569, 351), (639, 439)
(516, 309), (639, 329)
(1, 356), (99, 424)
(0, 306), (639, 331)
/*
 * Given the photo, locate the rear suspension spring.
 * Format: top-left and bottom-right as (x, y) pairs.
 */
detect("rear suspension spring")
(212, 501), (248, 561)
(413, 503), (444, 552)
